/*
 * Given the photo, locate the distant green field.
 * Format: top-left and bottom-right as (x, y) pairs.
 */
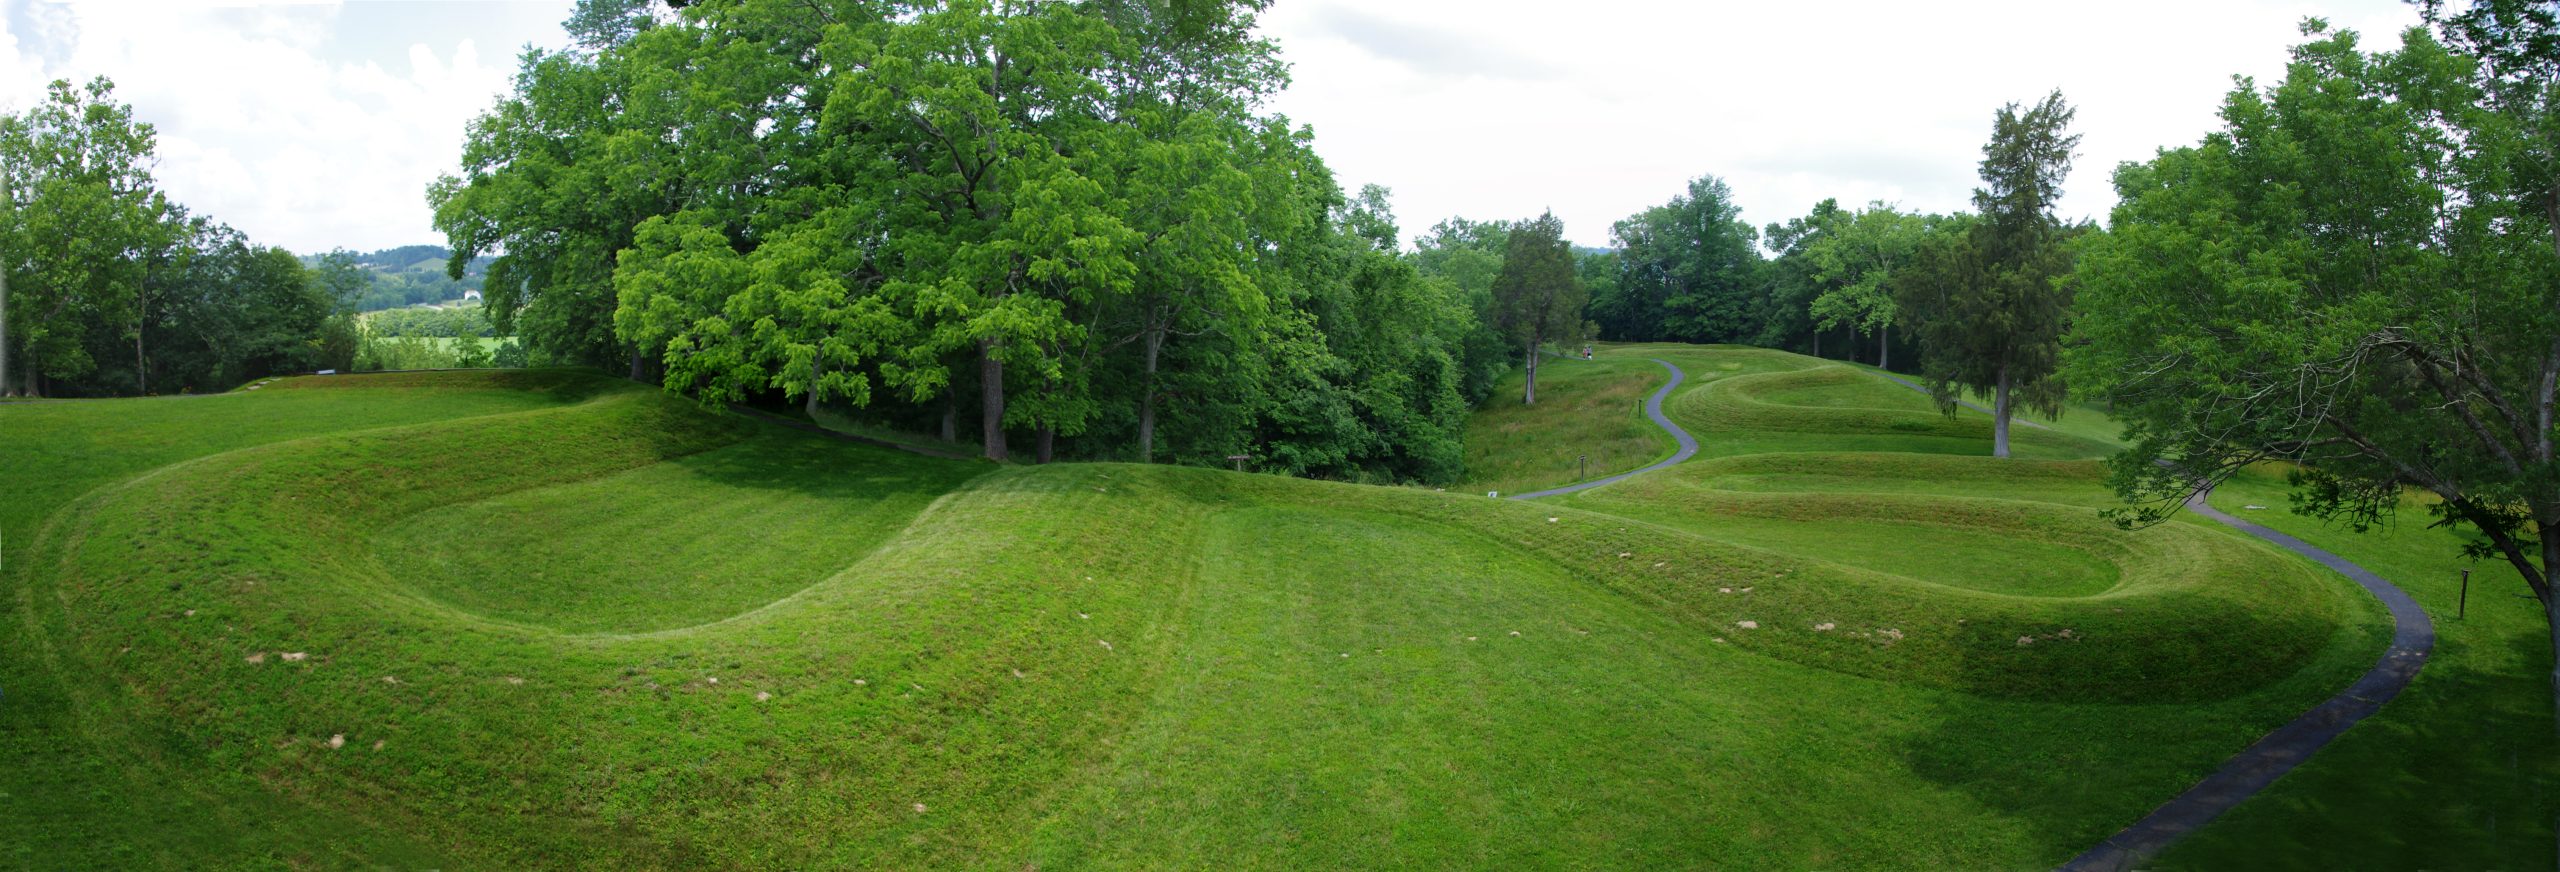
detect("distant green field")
(411, 336), (506, 353)
(1, 348), (2541, 868)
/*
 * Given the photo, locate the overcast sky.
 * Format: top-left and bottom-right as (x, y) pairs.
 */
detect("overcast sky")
(0, 0), (2427, 253)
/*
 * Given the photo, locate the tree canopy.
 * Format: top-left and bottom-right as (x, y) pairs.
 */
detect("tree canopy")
(1899, 90), (2081, 458)
(436, 0), (1494, 483)
(2070, 17), (2560, 711)
(0, 77), (344, 397)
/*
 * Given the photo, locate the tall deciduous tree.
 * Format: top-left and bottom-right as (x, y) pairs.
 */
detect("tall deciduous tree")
(1900, 91), (2080, 458)
(1490, 211), (1581, 405)
(2074, 19), (2560, 719)
(1599, 175), (1763, 343)
(1410, 215), (1515, 402)
(0, 78), (168, 397)
(1757, 198), (1844, 357)
(1805, 203), (1932, 371)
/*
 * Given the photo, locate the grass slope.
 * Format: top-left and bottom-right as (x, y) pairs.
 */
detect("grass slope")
(0, 350), (2477, 868)
(1495, 344), (2551, 868)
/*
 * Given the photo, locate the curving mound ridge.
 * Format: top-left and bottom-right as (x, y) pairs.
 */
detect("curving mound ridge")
(10, 360), (2390, 869)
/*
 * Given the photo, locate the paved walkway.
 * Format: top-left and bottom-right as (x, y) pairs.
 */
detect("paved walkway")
(1857, 368), (2436, 871)
(1509, 358), (1698, 500)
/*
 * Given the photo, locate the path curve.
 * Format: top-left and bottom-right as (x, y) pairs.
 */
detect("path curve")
(1509, 358), (1697, 500)
(1855, 368), (2435, 870)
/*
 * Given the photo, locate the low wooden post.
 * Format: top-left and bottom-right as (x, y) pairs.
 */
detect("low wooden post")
(2459, 568), (2471, 620)
(1579, 454), (1588, 481)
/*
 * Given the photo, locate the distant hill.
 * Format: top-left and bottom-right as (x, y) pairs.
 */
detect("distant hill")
(303, 245), (496, 312)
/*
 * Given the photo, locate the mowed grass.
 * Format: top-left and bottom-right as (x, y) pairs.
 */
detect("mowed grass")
(2154, 464), (2557, 869)
(375, 431), (981, 634)
(1489, 345), (2552, 868)
(0, 350), (2502, 868)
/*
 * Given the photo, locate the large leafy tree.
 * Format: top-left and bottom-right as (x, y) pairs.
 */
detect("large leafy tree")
(141, 224), (333, 392)
(0, 78), (170, 397)
(1489, 211), (1582, 405)
(2073, 19), (2560, 715)
(1899, 91), (2080, 458)
(457, 0), (1492, 485)
(1599, 174), (1763, 343)
(1410, 215), (1515, 402)
(1805, 203), (1934, 371)
(1756, 198), (1844, 357)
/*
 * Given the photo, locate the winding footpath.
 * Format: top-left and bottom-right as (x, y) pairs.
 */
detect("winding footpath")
(1858, 369), (2435, 871)
(1508, 358), (1698, 500)
(1514, 361), (2436, 869)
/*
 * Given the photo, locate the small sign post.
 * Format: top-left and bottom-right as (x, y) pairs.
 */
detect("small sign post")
(1226, 454), (1250, 473)
(2459, 568), (2471, 620)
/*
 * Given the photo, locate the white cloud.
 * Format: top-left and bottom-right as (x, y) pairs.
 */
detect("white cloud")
(0, 0), (2430, 254)
(0, 0), (571, 254)
(1259, 0), (2427, 248)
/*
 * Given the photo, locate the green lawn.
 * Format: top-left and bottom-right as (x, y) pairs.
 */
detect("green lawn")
(1, 349), (2543, 868)
(1460, 352), (1673, 496)
(1510, 346), (2553, 867)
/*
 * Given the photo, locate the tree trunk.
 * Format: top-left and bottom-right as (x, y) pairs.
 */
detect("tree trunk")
(2544, 532), (2560, 736)
(1878, 322), (1889, 372)
(940, 389), (957, 443)
(628, 350), (644, 382)
(134, 292), (147, 395)
(1139, 327), (1161, 463)
(805, 355), (823, 418)
(1811, 327), (1820, 360)
(979, 337), (1007, 461)
(1992, 363), (2013, 459)
(1036, 423), (1055, 464)
(1, 258), (12, 397)
(1522, 336), (1539, 405)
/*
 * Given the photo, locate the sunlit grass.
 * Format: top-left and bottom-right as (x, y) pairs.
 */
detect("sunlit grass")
(4, 349), (2533, 868)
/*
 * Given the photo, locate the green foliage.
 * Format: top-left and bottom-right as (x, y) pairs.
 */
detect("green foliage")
(0, 77), (171, 395)
(2071, 21), (2560, 640)
(1899, 91), (2081, 457)
(1597, 175), (1765, 343)
(364, 305), (496, 338)
(0, 78), (339, 395)
(1803, 203), (1939, 369)
(1490, 211), (1584, 404)
(455, 0), (1484, 484)
(317, 245), (492, 312)
(1753, 198), (1844, 354)
(1410, 215), (1518, 403)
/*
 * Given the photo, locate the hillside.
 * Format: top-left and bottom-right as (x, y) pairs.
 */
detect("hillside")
(304, 245), (495, 312)
(0, 347), (2538, 868)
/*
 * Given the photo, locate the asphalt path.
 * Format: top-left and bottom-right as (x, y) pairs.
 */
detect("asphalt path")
(1508, 358), (1698, 500)
(1855, 368), (2434, 871)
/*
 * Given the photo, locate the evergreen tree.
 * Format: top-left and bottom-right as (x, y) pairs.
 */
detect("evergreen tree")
(1899, 91), (2081, 458)
(1489, 211), (1581, 405)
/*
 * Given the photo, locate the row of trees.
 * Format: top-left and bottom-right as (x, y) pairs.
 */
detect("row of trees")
(438, 0), (1508, 482)
(0, 78), (358, 397)
(1429, 101), (2080, 457)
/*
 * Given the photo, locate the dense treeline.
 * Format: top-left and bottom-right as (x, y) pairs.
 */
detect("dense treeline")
(0, 78), (357, 397)
(365, 305), (497, 339)
(439, 0), (1506, 481)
